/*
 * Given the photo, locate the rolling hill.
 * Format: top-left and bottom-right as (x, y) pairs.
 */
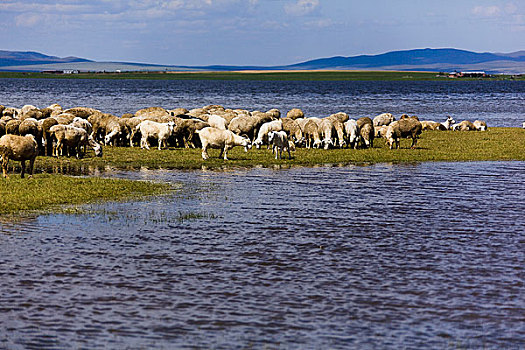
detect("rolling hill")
(1, 48), (524, 74)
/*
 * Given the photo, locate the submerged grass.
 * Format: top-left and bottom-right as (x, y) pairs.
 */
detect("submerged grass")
(0, 174), (171, 214)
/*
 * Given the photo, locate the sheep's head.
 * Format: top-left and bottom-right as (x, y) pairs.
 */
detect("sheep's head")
(323, 138), (333, 150)
(267, 131), (275, 144)
(313, 139), (322, 148)
(242, 137), (251, 152)
(167, 121), (175, 133)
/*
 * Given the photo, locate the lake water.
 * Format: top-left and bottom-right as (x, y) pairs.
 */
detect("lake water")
(0, 78), (524, 127)
(0, 79), (524, 349)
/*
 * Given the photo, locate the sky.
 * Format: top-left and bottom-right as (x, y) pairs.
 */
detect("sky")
(1, 0), (524, 66)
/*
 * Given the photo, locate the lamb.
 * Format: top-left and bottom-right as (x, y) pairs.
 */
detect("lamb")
(473, 120), (488, 131)
(49, 124), (102, 158)
(137, 120), (176, 150)
(268, 130), (291, 160)
(253, 119), (283, 148)
(344, 119), (359, 149)
(197, 127), (251, 160)
(373, 113), (395, 127)
(0, 134), (38, 178)
(385, 117), (422, 149)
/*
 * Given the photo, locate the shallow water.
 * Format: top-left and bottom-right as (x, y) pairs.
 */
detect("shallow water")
(1, 162), (524, 349)
(1, 78), (524, 127)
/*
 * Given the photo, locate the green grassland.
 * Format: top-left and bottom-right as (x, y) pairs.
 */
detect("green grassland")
(2, 127), (523, 214)
(1, 70), (523, 81)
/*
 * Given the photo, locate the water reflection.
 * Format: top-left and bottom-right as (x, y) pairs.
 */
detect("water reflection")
(0, 162), (524, 349)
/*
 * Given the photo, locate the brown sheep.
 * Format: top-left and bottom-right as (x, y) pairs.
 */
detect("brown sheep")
(41, 117), (59, 156)
(452, 120), (477, 131)
(63, 107), (100, 119)
(281, 117), (304, 145)
(356, 117), (375, 148)
(5, 119), (21, 135)
(286, 108), (304, 120)
(0, 134), (38, 178)
(385, 118), (422, 149)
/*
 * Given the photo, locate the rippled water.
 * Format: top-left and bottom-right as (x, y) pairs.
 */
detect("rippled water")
(1, 162), (524, 349)
(0, 78), (524, 126)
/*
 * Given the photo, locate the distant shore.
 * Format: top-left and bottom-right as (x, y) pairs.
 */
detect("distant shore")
(1, 70), (523, 81)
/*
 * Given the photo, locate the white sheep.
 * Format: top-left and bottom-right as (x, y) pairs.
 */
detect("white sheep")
(344, 119), (359, 149)
(207, 114), (228, 130)
(373, 113), (395, 127)
(49, 124), (102, 158)
(137, 120), (175, 150)
(197, 127), (251, 160)
(253, 119), (283, 148)
(268, 130), (291, 160)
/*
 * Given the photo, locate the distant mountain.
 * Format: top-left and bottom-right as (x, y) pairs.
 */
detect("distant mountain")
(287, 48), (525, 70)
(1, 48), (524, 73)
(0, 50), (91, 67)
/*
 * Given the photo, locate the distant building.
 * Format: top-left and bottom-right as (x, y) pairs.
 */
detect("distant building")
(448, 71), (487, 78)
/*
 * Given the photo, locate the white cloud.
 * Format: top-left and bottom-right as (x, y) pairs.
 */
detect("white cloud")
(472, 5), (501, 17)
(284, 0), (319, 16)
(14, 13), (41, 27)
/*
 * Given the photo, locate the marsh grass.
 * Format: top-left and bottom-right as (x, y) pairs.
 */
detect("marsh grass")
(0, 174), (171, 214)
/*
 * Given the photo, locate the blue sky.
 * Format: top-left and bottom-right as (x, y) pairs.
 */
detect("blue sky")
(1, 0), (524, 65)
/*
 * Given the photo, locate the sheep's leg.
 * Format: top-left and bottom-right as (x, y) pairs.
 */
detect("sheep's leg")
(287, 147), (292, 159)
(201, 144), (209, 160)
(158, 138), (162, 151)
(28, 157), (35, 178)
(222, 146), (229, 160)
(20, 160), (26, 178)
(2, 158), (8, 178)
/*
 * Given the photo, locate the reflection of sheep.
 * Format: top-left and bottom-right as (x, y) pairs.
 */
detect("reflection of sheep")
(0, 134), (38, 178)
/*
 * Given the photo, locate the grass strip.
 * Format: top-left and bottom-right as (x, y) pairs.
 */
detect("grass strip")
(0, 174), (171, 214)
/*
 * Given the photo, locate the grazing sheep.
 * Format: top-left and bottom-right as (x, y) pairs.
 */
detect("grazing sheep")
(344, 119), (359, 149)
(70, 117), (93, 135)
(286, 108), (304, 120)
(168, 107), (189, 117)
(281, 117), (304, 145)
(49, 124), (102, 158)
(135, 107), (169, 119)
(5, 119), (21, 135)
(373, 113), (395, 127)
(18, 118), (42, 150)
(172, 118), (209, 148)
(385, 118), (422, 149)
(473, 120), (488, 131)
(0, 120), (6, 137)
(303, 119), (322, 149)
(268, 130), (291, 160)
(63, 107), (100, 119)
(522, 122), (525, 129)
(137, 120), (176, 150)
(253, 119), (283, 148)
(375, 125), (389, 138)
(266, 108), (281, 119)
(207, 114), (228, 130)
(328, 112), (350, 124)
(197, 127), (251, 160)
(357, 117), (375, 148)
(41, 117), (59, 156)
(320, 118), (335, 149)
(0, 134), (38, 178)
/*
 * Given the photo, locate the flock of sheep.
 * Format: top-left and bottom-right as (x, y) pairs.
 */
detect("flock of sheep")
(0, 103), (490, 177)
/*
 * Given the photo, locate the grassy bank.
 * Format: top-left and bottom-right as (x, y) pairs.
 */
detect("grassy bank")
(0, 174), (172, 214)
(32, 127), (525, 170)
(2, 71), (523, 81)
